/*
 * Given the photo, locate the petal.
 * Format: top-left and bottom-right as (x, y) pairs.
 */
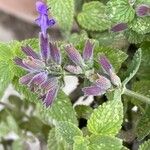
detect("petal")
(36, 1), (48, 15)
(23, 56), (45, 71)
(39, 32), (50, 61)
(19, 73), (35, 85)
(136, 4), (150, 17)
(65, 44), (85, 67)
(65, 65), (82, 74)
(109, 71), (121, 87)
(21, 46), (40, 59)
(95, 75), (111, 90)
(40, 77), (58, 91)
(99, 55), (113, 74)
(29, 72), (48, 86)
(82, 40), (94, 61)
(82, 85), (106, 96)
(14, 57), (30, 71)
(44, 86), (59, 107)
(48, 19), (56, 26)
(50, 42), (61, 64)
(111, 23), (128, 32)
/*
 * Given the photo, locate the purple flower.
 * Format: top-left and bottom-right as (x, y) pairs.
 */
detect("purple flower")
(65, 40), (94, 74)
(136, 4), (150, 17)
(82, 56), (121, 96)
(35, 1), (55, 37)
(14, 33), (62, 107)
(111, 23), (128, 32)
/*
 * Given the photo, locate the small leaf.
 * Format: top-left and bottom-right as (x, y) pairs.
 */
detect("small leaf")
(89, 135), (123, 150)
(139, 140), (150, 150)
(73, 136), (89, 150)
(122, 48), (142, 86)
(56, 121), (83, 145)
(107, 0), (135, 22)
(47, 0), (74, 34)
(87, 100), (123, 136)
(77, 1), (111, 31)
(37, 91), (78, 125)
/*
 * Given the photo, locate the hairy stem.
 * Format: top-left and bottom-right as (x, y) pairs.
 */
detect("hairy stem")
(124, 88), (150, 104)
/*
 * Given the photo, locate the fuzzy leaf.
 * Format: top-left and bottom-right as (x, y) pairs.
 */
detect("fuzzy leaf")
(77, 1), (111, 31)
(107, 0), (135, 22)
(56, 121), (83, 145)
(47, 128), (67, 150)
(73, 136), (89, 150)
(87, 100), (123, 136)
(89, 135), (123, 150)
(130, 17), (150, 34)
(123, 48), (142, 86)
(139, 140), (150, 150)
(47, 0), (74, 34)
(37, 91), (78, 125)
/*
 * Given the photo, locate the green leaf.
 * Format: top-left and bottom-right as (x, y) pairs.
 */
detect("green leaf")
(47, 128), (67, 150)
(130, 17), (150, 34)
(122, 48), (142, 86)
(75, 105), (93, 120)
(139, 140), (150, 150)
(136, 106), (150, 140)
(56, 121), (83, 145)
(89, 135), (123, 150)
(73, 136), (89, 150)
(124, 29), (145, 44)
(37, 91), (78, 125)
(47, 0), (74, 34)
(87, 100), (123, 136)
(12, 140), (24, 150)
(77, 1), (111, 31)
(107, 0), (135, 22)
(94, 46), (128, 72)
(137, 42), (150, 79)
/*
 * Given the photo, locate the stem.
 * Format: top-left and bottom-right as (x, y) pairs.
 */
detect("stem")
(124, 88), (150, 104)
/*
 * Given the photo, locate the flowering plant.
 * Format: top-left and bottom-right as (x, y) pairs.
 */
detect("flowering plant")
(0, 0), (150, 149)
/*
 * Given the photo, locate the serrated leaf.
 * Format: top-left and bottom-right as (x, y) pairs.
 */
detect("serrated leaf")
(47, 128), (67, 150)
(139, 140), (150, 150)
(87, 100), (123, 136)
(122, 48), (142, 86)
(107, 0), (135, 22)
(56, 121), (83, 145)
(37, 91), (78, 125)
(136, 106), (150, 140)
(89, 135), (123, 150)
(124, 29), (145, 44)
(47, 0), (74, 34)
(94, 46), (128, 72)
(77, 1), (111, 31)
(130, 17), (150, 34)
(73, 136), (89, 150)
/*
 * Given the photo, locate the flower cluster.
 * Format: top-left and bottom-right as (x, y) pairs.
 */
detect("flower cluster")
(15, 0), (122, 107)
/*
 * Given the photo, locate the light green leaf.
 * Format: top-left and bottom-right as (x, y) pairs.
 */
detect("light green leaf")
(89, 135), (123, 150)
(130, 17), (150, 34)
(56, 121), (83, 145)
(122, 48), (142, 86)
(87, 100), (123, 136)
(139, 140), (150, 150)
(47, 128), (67, 150)
(37, 91), (78, 125)
(77, 1), (111, 31)
(47, 0), (74, 34)
(136, 106), (150, 140)
(73, 136), (89, 150)
(107, 0), (135, 22)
